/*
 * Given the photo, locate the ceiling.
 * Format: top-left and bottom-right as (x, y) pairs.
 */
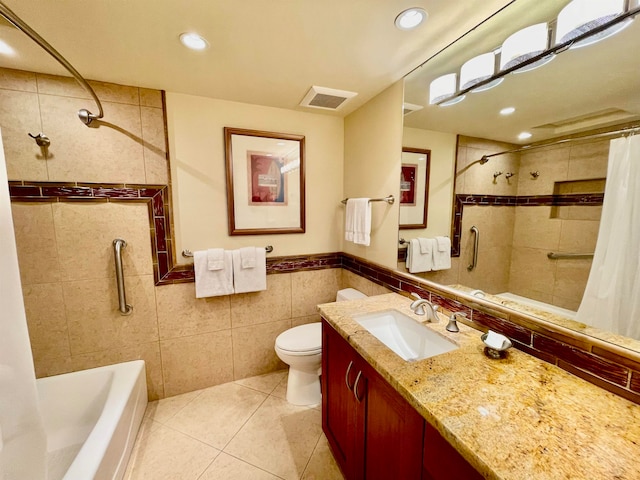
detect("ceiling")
(403, 0), (640, 144)
(0, 0), (513, 116)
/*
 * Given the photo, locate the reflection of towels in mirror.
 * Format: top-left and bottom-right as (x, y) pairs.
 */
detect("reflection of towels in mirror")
(407, 238), (433, 273)
(345, 198), (371, 246)
(432, 237), (451, 271)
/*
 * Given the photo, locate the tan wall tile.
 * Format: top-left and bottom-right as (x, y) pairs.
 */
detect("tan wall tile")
(64, 274), (159, 354)
(155, 282), (231, 339)
(40, 95), (146, 183)
(512, 206), (562, 250)
(558, 219), (600, 253)
(370, 283), (393, 296)
(509, 247), (556, 296)
(340, 269), (376, 296)
(36, 73), (140, 105)
(52, 202), (152, 281)
(553, 260), (592, 306)
(140, 88), (163, 108)
(11, 203), (61, 285)
(568, 139), (609, 179)
(0, 89), (46, 180)
(232, 319), (290, 380)
(22, 283), (70, 361)
(141, 106), (168, 184)
(517, 146), (570, 196)
(291, 314), (321, 328)
(161, 330), (234, 397)
(230, 274), (292, 328)
(0, 67), (37, 92)
(291, 269), (341, 317)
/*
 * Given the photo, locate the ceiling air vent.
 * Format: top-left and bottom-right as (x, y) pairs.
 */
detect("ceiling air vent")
(403, 102), (424, 116)
(299, 86), (357, 111)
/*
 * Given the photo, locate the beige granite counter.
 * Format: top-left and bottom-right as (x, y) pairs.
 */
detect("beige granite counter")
(318, 293), (640, 480)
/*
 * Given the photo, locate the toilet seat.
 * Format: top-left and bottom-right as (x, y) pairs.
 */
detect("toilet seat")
(275, 323), (321, 355)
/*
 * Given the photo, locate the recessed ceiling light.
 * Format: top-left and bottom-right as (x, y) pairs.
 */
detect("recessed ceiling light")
(0, 40), (15, 56)
(395, 8), (428, 30)
(179, 32), (209, 51)
(518, 132), (532, 140)
(500, 107), (516, 115)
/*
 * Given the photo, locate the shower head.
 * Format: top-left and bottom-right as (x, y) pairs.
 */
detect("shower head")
(78, 109), (98, 126)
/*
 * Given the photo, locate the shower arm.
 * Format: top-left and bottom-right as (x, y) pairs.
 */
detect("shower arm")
(0, 1), (104, 126)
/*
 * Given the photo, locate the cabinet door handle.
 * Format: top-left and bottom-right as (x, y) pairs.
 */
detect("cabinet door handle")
(345, 361), (355, 391)
(353, 371), (364, 403)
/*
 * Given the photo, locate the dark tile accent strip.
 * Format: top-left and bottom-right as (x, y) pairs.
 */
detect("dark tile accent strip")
(558, 360), (640, 405)
(472, 310), (532, 345)
(630, 372), (640, 393)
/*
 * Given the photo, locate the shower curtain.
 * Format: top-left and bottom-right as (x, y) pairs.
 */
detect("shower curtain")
(577, 135), (640, 340)
(0, 132), (47, 479)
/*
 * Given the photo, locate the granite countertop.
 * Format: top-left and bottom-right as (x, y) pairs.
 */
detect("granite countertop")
(317, 293), (640, 480)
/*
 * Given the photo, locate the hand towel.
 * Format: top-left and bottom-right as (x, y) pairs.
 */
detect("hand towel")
(417, 237), (432, 255)
(344, 198), (371, 246)
(239, 246), (256, 269)
(432, 236), (451, 271)
(194, 250), (234, 298)
(407, 238), (433, 273)
(233, 247), (267, 293)
(207, 248), (225, 271)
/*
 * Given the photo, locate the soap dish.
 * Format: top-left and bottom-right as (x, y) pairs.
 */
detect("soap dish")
(481, 331), (512, 359)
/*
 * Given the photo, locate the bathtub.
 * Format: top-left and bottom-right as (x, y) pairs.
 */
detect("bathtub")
(496, 292), (577, 320)
(37, 360), (148, 480)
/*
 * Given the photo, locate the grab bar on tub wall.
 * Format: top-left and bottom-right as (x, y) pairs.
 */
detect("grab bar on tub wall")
(467, 226), (479, 271)
(113, 239), (133, 315)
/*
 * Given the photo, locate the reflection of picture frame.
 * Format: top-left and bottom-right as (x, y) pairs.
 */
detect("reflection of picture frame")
(399, 147), (430, 229)
(225, 127), (305, 235)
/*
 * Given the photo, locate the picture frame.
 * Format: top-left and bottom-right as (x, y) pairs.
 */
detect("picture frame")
(224, 127), (305, 235)
(399, 147), (430, 229)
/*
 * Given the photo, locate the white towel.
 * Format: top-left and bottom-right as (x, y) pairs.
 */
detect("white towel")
(344, 198), (371, 246)
(194, 250), (234, 298)
(239, 246), (256, 268)
(407, 238), (433, 273)
(417, 237), (432, 255)
(207, 248), (224, 271)
(432, 236), (451, 271)
(233, 247), (267, 293)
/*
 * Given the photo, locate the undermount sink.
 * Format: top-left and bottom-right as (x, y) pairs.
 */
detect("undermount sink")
(353, 309), (458, 361)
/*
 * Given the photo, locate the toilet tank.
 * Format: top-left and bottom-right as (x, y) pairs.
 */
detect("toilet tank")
(336, 288), (367, 302)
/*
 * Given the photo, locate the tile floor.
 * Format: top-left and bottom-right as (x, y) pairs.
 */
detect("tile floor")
(124, 370), (345, 480)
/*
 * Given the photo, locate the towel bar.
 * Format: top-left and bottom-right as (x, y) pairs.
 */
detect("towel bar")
(182, 246), (273, 258)
(341, 195), (394, 205)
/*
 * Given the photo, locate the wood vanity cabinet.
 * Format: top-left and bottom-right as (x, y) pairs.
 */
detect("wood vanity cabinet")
(322, 319), (483, 480)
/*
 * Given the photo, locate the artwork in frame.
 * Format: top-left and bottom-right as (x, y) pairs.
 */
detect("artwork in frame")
(224, 127), (305, 235)
(399, 147), (430, 229)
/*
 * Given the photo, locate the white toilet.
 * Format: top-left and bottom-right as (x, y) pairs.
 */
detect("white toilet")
(274, 288), (367, 406)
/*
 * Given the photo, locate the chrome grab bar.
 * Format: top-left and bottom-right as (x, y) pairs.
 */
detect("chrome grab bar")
(547, 252), (594, 260)
(467, 226), (479, 271)
(113, 239), (133, 316)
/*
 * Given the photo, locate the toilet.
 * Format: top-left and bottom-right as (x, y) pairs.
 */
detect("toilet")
(274, 288), (367, 405)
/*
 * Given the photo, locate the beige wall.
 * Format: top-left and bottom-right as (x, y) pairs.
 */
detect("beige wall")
(166, 93), (344, 258)
(343, 81), (404, 269)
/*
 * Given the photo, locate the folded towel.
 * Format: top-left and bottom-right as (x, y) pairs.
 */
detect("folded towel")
(344, 198), (371, 246)
(233, 247), (266, 293)
(432, 237), (451, 271)
(239, 246), (256, 269)
(417, 237), (432, 255)
(207, 248), (225, 271)
(194, 250), (234, 298)
(407, 238), (433, 273)
(435, 236), (450, 252)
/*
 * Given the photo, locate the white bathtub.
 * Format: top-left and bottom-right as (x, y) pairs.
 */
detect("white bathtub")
(496, 292), (577, 320)
(37, 360), (148, 480)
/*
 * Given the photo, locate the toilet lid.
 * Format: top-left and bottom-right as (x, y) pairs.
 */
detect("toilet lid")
(275, 323), (322, 353)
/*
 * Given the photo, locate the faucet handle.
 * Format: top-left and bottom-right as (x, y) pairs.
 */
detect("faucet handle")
(410, 292), (422, 300)
(446, 311), (467, 333)
(410, 299), (426, 315)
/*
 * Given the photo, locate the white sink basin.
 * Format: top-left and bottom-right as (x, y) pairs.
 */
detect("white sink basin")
(353, 309), (458, 361)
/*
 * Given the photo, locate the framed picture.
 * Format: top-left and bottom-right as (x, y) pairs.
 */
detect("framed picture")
(399, 147), (430, 229)
(224, 127), (305, 235)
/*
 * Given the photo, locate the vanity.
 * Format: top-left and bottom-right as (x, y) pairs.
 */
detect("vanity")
(319, 293), (640, 480)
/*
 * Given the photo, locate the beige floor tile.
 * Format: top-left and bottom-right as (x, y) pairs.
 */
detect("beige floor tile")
(271, 373), (289, 400)
(224, 395), (323, 480)
(165, 383), (267, 449)
(301, 434), (344, 480)
(199, 452), (280, 480)
(144, 389), (203, 424)
(124, 418), (219, 480)
(234, 369), (287, 395)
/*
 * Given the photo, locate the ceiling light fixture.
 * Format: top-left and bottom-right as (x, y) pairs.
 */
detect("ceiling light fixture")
(518, 132), (532, 140)
(555, 0), (630, 49)
(179, 32), (209, 51)
(460, 52), (503, 92)
(429, 74), (465, 106)
(0, 39), (15, 56)
(395, 8), (428, 31)
(500, 23), (553, 73)
(500, 107), (516, 115)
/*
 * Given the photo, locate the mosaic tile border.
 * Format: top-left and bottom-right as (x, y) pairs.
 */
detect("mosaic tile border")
(341, 253), (640, 406)
(451, 193), (604, 256)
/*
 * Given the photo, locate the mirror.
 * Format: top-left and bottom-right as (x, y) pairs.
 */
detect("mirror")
(400, 0), (640, 349)
(399, 147), (430, 229)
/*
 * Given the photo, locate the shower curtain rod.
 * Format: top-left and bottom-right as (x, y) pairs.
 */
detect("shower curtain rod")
(0, 1), (104, 126)
(479, 125), (640, 164)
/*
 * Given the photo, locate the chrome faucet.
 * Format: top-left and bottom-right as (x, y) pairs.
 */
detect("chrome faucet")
(446, 312), (467, 332)
(409, 294), (439, 323)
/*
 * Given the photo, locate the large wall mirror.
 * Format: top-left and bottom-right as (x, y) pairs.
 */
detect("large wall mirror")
(400, 0), (640, 352)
